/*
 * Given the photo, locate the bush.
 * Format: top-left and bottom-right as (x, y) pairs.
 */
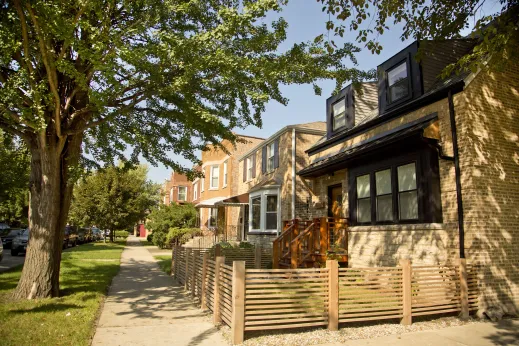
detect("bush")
(239, 242), (254, 249)
(147, 234), (152, 242)
(115, 230), (129, 239)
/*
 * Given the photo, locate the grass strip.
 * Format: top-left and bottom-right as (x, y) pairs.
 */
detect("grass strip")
(154, 255), (172, 275)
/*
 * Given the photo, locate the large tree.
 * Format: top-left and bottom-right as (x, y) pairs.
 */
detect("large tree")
(0, 0), (370, 298)
(319, 0), (519, 74)
(68, 165), (159, 241)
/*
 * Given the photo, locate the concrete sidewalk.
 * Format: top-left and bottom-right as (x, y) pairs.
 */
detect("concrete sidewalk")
(316, 319), (519, 346)
(92, 236), (228, 346)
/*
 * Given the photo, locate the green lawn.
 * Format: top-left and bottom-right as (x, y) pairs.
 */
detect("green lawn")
(154, 255), (172, 275)
(0, 241), (125, 346)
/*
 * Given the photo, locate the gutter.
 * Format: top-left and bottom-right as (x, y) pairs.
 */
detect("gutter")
(448, 90), (465, 259)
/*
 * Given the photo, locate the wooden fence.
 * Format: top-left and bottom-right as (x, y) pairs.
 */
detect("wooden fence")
(172, 246), (479, 345)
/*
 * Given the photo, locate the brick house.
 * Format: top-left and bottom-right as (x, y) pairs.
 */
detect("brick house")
(195, 134), (264, 237)
(224, 122), (326, 247)
(161, 171), (193, 205)
(297, 39), (519, 312)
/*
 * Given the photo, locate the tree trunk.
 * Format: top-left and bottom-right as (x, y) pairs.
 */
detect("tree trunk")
(13, 132), (83, 299)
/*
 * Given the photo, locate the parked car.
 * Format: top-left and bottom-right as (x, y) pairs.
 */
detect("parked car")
(0, 237), (3, 262)
(0, 223), (9, 230)
(1, 229), (23, 249)
(92, 228), (102, 241)
(63, 226), (78, 249)
(11, 228), (29, 256)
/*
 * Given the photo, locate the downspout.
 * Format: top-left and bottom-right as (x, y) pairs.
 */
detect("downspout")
(448, 90), (465, 259)
(292, 128), (296, 221)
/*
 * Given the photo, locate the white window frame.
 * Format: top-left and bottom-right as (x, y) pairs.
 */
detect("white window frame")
(332, 98), (346, 131)
(178, 186), (187, 201)
(246, 156), (253, 181)
(223, 161), (228, 187)
(201, 176), (205, 192)
(249, 188), (280, 233)
(208, 208), (218, 228)
(169, 188), (174, 203)
(266, 142), (275, 172)
(210, 165), (219, 190)
(193, 182), (198, 200)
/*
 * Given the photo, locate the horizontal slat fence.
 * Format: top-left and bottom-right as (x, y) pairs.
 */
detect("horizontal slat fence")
(244, 268), (329, 331)
(339, 267), (403, 323)
(171, 246), (480, 345)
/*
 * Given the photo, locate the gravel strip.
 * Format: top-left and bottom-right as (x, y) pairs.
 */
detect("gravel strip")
(216, 316), (479, 346)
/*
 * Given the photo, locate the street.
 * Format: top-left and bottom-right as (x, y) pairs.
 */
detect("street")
(0, 250), (25, 273)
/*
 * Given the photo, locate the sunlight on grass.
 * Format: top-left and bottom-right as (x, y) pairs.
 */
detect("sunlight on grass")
(0, 241), (124, 346)
(154, 255), (172, 275)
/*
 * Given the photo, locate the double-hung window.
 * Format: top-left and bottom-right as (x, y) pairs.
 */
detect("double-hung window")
(223, 161), (228, 187)
(266, 142), (275, 172)
(193, 182), (198, 200)
(169, 188), (174, 204)
(332, 98), (346, 131)
(201, 177), (205, 192)
(398, 163), (418, 220)
(246, 156), (253, 181)
(251, 197), (261, 230)
(387, 62), (409, 103)
(210, 165), (219, 189)
(178, 186), (187, 202)
(265, 195), (278, 230)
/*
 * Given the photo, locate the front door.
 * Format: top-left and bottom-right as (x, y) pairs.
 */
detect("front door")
(328, 185), (343, 218)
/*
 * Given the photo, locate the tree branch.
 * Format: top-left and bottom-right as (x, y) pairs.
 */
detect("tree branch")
(25, 2), (63, 139)
(13, 0), (34, 77)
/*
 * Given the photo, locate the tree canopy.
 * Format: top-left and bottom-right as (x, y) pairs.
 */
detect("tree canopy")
(319, 0), (519, 75)
(68, 165), (159, 239)
(146, 203), (198, 248)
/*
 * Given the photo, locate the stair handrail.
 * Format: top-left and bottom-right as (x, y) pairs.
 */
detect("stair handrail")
(272, 219), (298, 268)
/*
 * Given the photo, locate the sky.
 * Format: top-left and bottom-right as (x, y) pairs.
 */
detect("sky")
(146, 1), (499, 184)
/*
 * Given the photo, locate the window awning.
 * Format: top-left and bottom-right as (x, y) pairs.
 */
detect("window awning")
(195, 196), (228, 208)
(215, 193), (249, 206)
(298, 114), (439, 178)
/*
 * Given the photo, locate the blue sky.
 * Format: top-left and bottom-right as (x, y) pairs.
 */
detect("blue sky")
(146, 1), (497, 183)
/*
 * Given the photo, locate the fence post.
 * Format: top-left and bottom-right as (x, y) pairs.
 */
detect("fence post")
(192, 250), (199, 298)
(255, 246), (262, 269)
(185, 248), (191, 290)
(213, 256), (225, 324)
(400, 259), (412, 325)
(201, 253), (209, 310)
(231, 261), (246, 345)
(273, 242), (280, 269)
(215, 243), (221, 258)
(290, 237), (298, 269)
(458, 258), (469, 319)
(327, 260), (339, 331)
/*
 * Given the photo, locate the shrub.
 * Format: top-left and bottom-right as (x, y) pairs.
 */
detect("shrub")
(115, 230), (129, 239)
(147, 234), (152, 242)
(238, 242), (254, 249)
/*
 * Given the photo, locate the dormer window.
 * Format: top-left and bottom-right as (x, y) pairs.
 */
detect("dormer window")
(387, 61), (409, 103)
(332, 99), (346, 131)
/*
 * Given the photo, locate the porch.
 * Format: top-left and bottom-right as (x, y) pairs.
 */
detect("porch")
(273, 217), (348, 268)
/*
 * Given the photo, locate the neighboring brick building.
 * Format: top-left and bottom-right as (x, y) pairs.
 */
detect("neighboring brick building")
(161, 171), (193, 205)
(195, 134), (264, 237)
(298, 39), (519, 313)
(229, 122), (326, 247)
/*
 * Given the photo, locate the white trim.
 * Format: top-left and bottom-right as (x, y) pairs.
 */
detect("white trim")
(223, 160), (228, 187)
(291, 128), (296, 220)
(169, 187), (174, 204)
(193, 182), (198, 200)
(266, 141), (275, 172)
(201, 177), (205, 192)
(201, 155), (230, 168)
(246, 156), (253, 181)
(248, 188), (280, 233)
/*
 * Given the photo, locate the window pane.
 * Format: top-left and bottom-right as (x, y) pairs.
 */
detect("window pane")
(398, 163), (417, 192)
(390, 81), (409, 102)
(178, 187), (187, 201)
(333, 114), (346, 130)
(399, 191), (418, 220)
(388, 62), (407, 86)
(252, 197), (261, 229)
(357, 199), (371, 223)
(377, 195), (393, 221)
(333, 99), (345, 115)
(356, 174), (370, 198)
(376, 169), (391, 195)
(266, 195), (277, 212)
(266, 213), (277, 230)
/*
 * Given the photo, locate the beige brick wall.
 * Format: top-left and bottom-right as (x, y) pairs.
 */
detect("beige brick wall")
(453, 62), (519, 310)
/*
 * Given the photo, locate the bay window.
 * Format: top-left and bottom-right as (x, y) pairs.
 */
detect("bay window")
(349, 145), (442, 225)
(251, 197), (261, 230)
(265, 195), (278, 230)
(249, 189), (279, 232)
